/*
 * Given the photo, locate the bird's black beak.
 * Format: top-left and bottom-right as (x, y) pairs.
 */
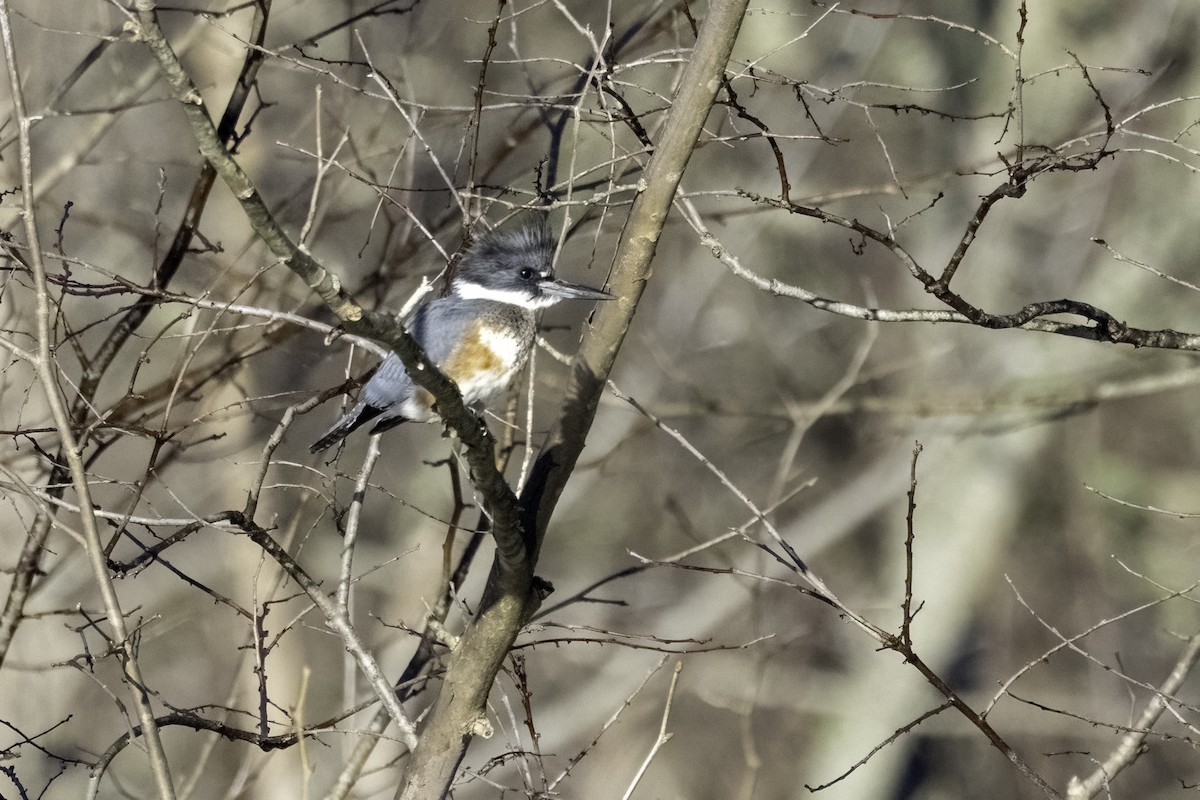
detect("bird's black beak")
(539, 276), (612, 301)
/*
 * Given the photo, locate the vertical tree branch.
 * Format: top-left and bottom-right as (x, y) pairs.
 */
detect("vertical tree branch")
(522, 0), (750, 551)
(395, 2), (752, 798)
(0, 3), (176, 798)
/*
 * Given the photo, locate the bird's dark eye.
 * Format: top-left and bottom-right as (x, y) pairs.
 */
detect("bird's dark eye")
(519, 267), (535, 280)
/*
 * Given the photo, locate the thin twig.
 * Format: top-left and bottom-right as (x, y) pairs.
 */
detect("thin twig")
(900, 442), (922, 647)
(621, 660), (683, 800)
(548, 655), (669, 791)
(606, 381), (883, 640)
(806, 701), (953, 792)
(338, 436), (383, 610)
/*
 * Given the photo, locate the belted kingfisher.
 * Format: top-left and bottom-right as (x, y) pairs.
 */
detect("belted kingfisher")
(310, 217), (610, 453)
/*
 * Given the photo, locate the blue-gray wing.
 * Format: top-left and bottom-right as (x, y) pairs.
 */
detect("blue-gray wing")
(310, 298), (480, 453)
(360, 299), (478, 406)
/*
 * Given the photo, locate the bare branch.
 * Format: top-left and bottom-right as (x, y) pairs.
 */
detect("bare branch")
(396, 4), (754, 796)
(1067, 632), (1200, 799)
(621, 660), (682, 800)
(0, 2), (176, 796)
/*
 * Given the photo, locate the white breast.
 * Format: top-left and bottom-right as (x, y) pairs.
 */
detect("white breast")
(456, 325), (527, 403)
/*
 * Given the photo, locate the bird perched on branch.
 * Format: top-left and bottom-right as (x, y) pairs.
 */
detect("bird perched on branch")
(310, 217), (610, 453)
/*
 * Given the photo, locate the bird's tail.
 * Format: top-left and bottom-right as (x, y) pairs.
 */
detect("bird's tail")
(309, 404), (383, 453)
